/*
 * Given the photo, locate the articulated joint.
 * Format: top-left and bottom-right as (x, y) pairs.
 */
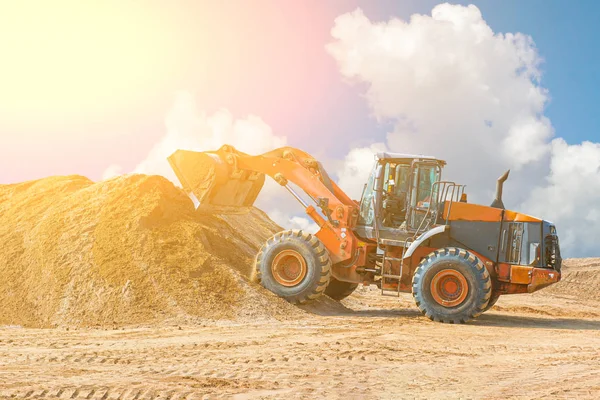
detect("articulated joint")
(274, 173), (288, 186)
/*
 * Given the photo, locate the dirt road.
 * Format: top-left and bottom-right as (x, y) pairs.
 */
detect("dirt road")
(1, 261), (599, 399)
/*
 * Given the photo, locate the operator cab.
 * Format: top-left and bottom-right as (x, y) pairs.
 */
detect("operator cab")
(356, 152), (446, 244)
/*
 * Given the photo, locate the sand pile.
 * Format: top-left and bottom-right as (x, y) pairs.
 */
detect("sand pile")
(0, 174), (300, 328)
(545, 258), (600, 302)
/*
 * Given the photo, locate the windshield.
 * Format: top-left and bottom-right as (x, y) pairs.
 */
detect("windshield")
(358, 165), (377, 225)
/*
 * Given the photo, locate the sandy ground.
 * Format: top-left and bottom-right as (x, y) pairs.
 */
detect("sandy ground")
(1, 262), (599, 400)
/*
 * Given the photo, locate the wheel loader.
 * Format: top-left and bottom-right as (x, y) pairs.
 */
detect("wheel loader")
(168, 145), (562, 323)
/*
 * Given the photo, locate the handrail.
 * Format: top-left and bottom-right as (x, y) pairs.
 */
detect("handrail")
(411, 180), (465, 235)
(431, 181), (466, 225)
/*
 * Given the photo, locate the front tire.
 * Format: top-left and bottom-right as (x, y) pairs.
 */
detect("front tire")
(255, 230), (331, 304)
(412, 247), (491, 323)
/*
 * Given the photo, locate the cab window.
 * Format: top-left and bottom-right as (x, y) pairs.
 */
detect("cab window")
(382, 163), (410, 196)
(394, 165), (410, 197)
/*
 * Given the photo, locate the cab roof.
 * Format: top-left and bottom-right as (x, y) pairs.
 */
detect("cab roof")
(376, 152), (446, 165)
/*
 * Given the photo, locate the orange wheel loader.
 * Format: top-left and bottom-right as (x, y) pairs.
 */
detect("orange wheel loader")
(168, 145), (562, 323)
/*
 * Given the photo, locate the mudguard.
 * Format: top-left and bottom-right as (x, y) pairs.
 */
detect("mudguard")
(402, 225), (448, 259)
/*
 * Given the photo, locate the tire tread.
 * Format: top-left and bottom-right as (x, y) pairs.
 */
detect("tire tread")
(411, 247), (491, 324)
(254, 229), (331, 304)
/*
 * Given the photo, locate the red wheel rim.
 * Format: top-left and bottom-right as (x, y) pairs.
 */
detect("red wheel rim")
(430, 269), (469, 307)
(271, 250), (307, 287)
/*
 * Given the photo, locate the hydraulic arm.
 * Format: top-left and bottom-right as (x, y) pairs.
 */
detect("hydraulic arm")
(168, 145), (361, 264)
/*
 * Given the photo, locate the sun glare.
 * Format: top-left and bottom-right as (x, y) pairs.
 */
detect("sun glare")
(0, 1), (176, 125)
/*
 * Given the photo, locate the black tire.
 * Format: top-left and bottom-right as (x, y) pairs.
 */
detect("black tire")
(483, 290), (501, 312)
(255, 230), (331, 304)
(412, 247), (492, 323)
(325, 277), (358, 301)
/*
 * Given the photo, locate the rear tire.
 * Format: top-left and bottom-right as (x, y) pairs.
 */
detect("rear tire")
(255, 230), (331, 304)
(483, 290), (501, 312)
(412, 247), (491, 323)
(325, 277), (358, 301)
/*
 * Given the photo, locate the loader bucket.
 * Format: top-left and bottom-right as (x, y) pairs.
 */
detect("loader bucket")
(167, 149), (265, 208)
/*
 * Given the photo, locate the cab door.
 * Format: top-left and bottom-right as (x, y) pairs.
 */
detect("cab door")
(406, 161), (442, 232)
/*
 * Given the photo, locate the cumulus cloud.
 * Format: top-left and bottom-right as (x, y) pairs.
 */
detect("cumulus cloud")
(132, 91), (286, 182)
(336, 142), (387, 199)
(102, 164), (122, 180)
(327, 4), (552, 198)
(523, 139), (600, 255)
(327, 4), (599, 256)
(269, 209), (319, 234)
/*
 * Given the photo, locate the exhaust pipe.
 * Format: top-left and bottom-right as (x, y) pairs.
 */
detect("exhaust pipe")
(490, 170), (510, 209)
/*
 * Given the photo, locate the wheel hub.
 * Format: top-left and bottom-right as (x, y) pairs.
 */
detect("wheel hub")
(271, 249), (307, 287)
(430, 269), (469, 307)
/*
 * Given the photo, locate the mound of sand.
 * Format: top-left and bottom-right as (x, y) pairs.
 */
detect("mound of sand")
(545, 258), (600, 302)
(0, 174), (300, 328)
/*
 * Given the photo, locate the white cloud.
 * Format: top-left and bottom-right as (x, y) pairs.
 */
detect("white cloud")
(101, 164), (122, 180)
(327, 4), (599, 256)
(269, 209), (319, 234)
(336, 142), (386, 200)
(131, 91), (286, 182)
(523, 139), (600, 255)
(327, 4), (552, 197)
